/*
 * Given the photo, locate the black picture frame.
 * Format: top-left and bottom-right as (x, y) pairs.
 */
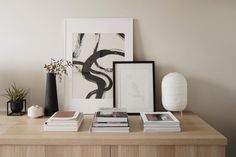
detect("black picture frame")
(113, 61), (156, 114)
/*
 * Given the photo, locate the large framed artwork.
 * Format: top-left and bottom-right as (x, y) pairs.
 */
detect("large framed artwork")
(113, 61), (156, 114)
(64, 18), (133, 113)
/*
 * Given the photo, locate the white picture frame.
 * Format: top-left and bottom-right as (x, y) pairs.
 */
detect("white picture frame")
(113, 61), (155, 113)
(63, 18), (133, 113)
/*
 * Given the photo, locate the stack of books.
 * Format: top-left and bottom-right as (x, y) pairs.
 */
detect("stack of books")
(140, 112), (180, 132)
(90, 108), (129, 133)
(43, 111), (83, 131)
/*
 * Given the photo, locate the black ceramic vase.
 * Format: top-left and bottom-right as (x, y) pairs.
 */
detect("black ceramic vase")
(44, 73), (58, 116)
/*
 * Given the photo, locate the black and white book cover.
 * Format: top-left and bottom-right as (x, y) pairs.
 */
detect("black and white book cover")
(140, 112), (179, 125)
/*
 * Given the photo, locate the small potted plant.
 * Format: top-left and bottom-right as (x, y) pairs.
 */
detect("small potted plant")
(3, 83), (28, 115)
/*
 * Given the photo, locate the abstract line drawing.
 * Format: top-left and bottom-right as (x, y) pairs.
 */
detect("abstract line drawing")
(72, 33), (125, 99)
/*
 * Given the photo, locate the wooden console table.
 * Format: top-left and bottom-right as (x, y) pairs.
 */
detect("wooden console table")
(0, 112), (227, 157)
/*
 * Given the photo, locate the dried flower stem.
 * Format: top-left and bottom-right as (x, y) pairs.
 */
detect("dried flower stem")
(44, 58), (80, 82)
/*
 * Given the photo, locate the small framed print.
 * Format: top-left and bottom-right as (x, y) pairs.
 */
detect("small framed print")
(113, 61), (156, 113)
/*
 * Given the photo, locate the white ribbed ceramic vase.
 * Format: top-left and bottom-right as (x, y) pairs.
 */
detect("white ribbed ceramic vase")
(161, 72), (187, 111)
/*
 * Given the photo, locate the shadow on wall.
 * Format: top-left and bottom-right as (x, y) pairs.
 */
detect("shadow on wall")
(0, 69), (45, 111)
(155, 68), (235, 157)
(133, 19), (145, 61)
(188, 77), (236, 157)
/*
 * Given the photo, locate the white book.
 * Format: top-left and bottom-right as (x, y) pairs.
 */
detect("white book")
(144, 127), (181, 132)
(45, 114), (83, 126)
(43, 118), (83, 132)
(91, 130), (129, 133)
(92, 122), (129, 127)
(144, 124), (180, 128)
(43, 125), (79, 132)
(91, 127), (129, 133)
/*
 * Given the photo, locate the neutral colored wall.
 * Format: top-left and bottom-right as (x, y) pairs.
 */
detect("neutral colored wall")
(0, 0), (235, 156)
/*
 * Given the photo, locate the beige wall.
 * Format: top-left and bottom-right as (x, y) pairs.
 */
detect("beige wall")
(0, 0), (235, 156)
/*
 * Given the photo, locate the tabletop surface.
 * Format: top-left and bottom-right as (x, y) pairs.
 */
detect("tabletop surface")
(0, 112), (227, 145)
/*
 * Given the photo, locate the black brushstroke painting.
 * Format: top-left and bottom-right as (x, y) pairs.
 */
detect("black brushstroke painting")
(72, 33), (125, 99)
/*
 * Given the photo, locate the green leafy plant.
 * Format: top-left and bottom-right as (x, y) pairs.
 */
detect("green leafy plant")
(2, 83), (28, 102)
(44, 58), (80, 82)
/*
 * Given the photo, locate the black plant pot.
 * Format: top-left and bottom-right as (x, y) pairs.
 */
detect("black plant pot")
(10, 101), (23, 113)
(44, 73), (58, 116)
(7, 100), (26, 116)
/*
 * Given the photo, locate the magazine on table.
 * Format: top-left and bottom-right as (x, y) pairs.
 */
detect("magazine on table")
(140, 112), (179, 125)
(49, 111), (81, 121)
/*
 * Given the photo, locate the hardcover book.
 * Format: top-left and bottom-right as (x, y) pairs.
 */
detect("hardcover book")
(50, 111), (81, 121)
(140, 112), (179, 125)
(90, 126), (129, 133)
(43, 111), (84, 132)
(92, 122), (129, 127)
(95, 111), (128, 122)
(98, 107), (127, 115)
(45, 113), (83, 126)
(144, 127), (181, 132)
(140, 112), (181, 132)
(43, 117), (83, 132)
(92, 114), (129, 127)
